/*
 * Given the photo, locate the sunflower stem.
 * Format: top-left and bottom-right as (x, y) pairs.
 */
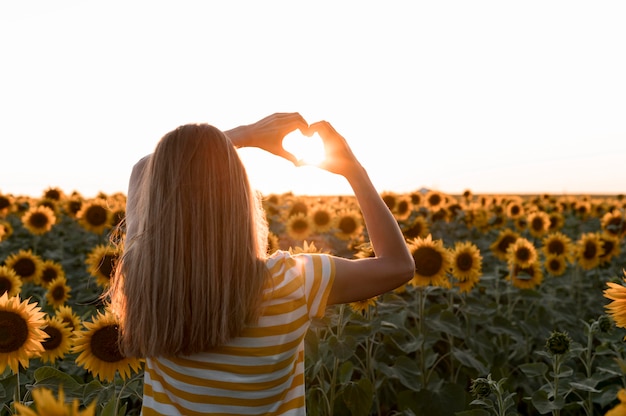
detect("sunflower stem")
(13, 365), (21, 410)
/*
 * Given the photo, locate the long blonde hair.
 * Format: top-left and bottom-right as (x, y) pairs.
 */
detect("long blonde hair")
(109, 124), (269, 357)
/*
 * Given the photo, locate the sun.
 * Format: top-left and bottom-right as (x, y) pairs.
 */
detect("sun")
(282, 130), (326, 167)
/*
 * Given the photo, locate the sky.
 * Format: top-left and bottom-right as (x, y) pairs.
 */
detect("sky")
(1, 1), (625, 198)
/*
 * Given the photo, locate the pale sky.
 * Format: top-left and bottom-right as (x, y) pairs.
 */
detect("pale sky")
(1, 1), (625, 198)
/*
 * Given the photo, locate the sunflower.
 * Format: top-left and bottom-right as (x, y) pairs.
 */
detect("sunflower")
(0, 265), (22, 297)
(21, 205), (56, 236)
(0, 193), (14, 215)
(14, 386), (96, 416)
(354, 242), (375, 259)
(527, 210), (551, 238)
(285, 213), (313, 241)
(74, 309), (143, 382)
(289, 240), (328, 255)
(506, 237), (538, 268)
(286, 198), (309, 218)
(40, 315), (73, 364)
(64, 195), (83, 218)
(393, 196), (413, 221)
(267, 232), (280, 255)
(35, 198), (61, 219)
(424, 190), (447, 212)
(0, 293), (47, 372)
(602, 209), (626, 238)
(309, 204), (335, 234)
(349, 296), (377, 314)
(544, 254), (567, 277)
(378, 192), (397, 213)
(574, 199), (592, 219)
(55, 305), (81, 333)
(407, 235), (452, 288)
(42, 187), (65, 201)
(409, 191), (423, 207)
(505, 198), (525, 219)
(39, 259), (66, 289)
(334, 209), (363, 241)
(599, 233), (621, 265)
(604, 273), (626, 329)
(508, 261), (543, 290)
(403, 215), (430, 240)
(85, 244), (120, 288)
(541, 232), (574, 261)
(4, 249), (44, 283)
(45, 277), (71, 308)
(76, 199), (112, 234)
(575, 232), (602, 270)
(490, 229), (521, 262)
(449, 241), (482, 293)
(547, 211), (565, 231)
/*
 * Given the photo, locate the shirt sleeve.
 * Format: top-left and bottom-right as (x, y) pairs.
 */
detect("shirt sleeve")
(295, 253), (335, 319)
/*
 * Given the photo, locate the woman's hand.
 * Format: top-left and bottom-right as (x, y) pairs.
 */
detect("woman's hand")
(309, 120), (362, 178)
(226, 112), (310, 165)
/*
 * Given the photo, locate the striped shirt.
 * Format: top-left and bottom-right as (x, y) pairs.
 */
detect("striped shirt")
(141, 251), (335, 415)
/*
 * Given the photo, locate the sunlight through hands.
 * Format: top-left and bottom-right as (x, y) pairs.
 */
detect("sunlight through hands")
(282, 131), (326, 167)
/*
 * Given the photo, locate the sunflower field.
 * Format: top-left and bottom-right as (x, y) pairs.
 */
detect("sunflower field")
(2, 187), (626, 415)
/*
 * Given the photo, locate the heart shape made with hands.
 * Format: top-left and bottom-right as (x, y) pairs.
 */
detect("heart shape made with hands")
(282, 130), (326, 166)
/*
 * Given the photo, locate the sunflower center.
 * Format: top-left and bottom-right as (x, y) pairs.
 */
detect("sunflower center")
(289, 202), (308, 217)
(515, 247), (531, 262)
(583, 241), (597, 259)
(531, 217), (544, 231)
(51, 285), (67, 301)
(497, 236), (516, 254)
(396, 200), (410, 215)
(601, 239), (615, 257)
(428, 194), (441, 207)
(313, 211), (331, 226)
(42, 325), (63, 350)
(41, 267), (58, 285)
(0, 196), (10, 210)
(338, 217), (357, 234)
(12, 258), (36, 279)
(29, 212), (50, 228)
(547, 258), (562, 272)
(456, 252), (474, 272)
(91, 325), (124, 362)
(0, 311), (29, 353)
(0, 277), (13, 295)
(547, 240), (565, 255)
(413, 246), (443, 277)
(68, 200), (82, 215)
(509, 205), (521, 216)
(98, 255), (117, 279)
(86, 206), (108, 226)
(291, 219), (309, 234)
(405, 221), (424, 239)
(382, 195), (397, 210)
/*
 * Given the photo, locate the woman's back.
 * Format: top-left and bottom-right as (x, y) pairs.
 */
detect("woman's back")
(141, 251), (335, 416)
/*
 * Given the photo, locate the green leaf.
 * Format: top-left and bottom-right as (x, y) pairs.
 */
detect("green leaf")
(341, 378), (374, 416)
(568, 381), (601, 393)
(452, 348), (488, 374)
(426, 309), (465, 338)
(519, 362), (549, 378)
(31, 366), (82, 396)
(531, 390), (565, 414)
(328, 335), (356, 361)
(338, 360), (354, 384)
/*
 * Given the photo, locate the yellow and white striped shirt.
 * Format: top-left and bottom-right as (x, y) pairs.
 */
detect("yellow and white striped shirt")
(141, 251), (335, 416)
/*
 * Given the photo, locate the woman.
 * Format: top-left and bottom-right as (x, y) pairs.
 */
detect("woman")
(109, 113), (414, 415)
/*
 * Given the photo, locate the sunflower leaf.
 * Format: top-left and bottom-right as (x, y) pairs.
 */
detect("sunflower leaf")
(31, 366), (82, 396)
